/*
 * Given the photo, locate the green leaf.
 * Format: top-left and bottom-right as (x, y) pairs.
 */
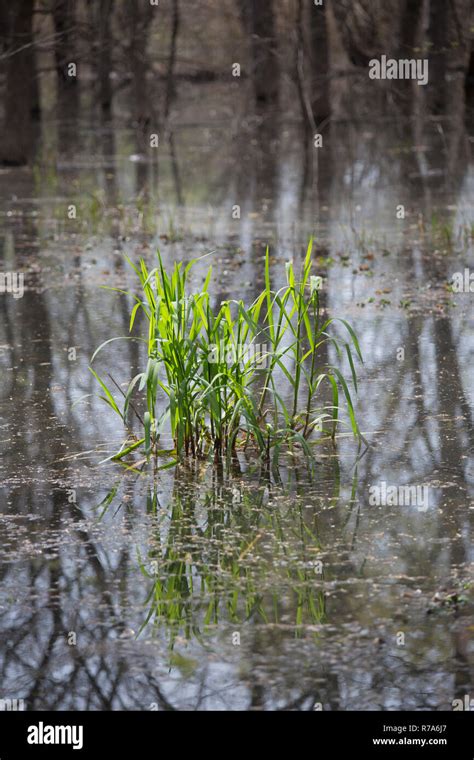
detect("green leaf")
(89, 367), (123, 419)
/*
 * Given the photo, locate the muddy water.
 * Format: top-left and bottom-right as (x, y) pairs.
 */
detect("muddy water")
(0, 100), (473, 709)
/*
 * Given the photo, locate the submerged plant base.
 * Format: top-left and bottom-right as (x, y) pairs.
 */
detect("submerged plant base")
(89, 240), (364, 469)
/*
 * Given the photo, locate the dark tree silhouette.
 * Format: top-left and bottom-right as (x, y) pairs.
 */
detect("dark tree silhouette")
(97, 0), (114, 117)
(428, 0), (473, 119)
(0, 0), (35, 165)
(240, 0), (279, 106)
(52, 0), (79, 116)
(125, 0), (154, 130)
(164, 0), (180, 121)
(308, 0), (330, 124)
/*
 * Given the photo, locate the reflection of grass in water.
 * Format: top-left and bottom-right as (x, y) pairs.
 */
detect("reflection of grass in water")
(30, 173), (176, 237)
(426, 213), (474, 252)
(340, 213), (474, 257)
(429, 213), (454, 251)
(33, 145), (59, 197)
(127, 471), (331, 648)
(73, 191), (186, 238)
(343, 224), (380, 254)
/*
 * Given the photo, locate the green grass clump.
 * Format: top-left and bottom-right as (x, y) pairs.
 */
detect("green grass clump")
(90, 240), (363, 467)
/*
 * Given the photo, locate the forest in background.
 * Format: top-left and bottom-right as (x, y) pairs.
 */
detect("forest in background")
(0, 0), (472, 166)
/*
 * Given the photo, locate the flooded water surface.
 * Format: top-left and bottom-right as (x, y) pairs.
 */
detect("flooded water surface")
(0, 79), (473, 710)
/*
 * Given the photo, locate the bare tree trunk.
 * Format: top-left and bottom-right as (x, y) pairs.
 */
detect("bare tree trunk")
(428, 0), (472, 127)
(308, 0), (330, 124)
(126, 0), (154, 131)
(0, 0), (35, 165)
(399, 0), (426, 58)
(241, 0), (279, 106)
(331, 0), (382, 67)
(52, 0), (79, 117)
(164, 0), (180, 121)
(26, 42), (40, 120)
(97, 0), (113, 117)
(396, 0), (427, 115)
(428, 0), (449, 114)
(0, 1), (8, 47)
(466, 43), (474, 106)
